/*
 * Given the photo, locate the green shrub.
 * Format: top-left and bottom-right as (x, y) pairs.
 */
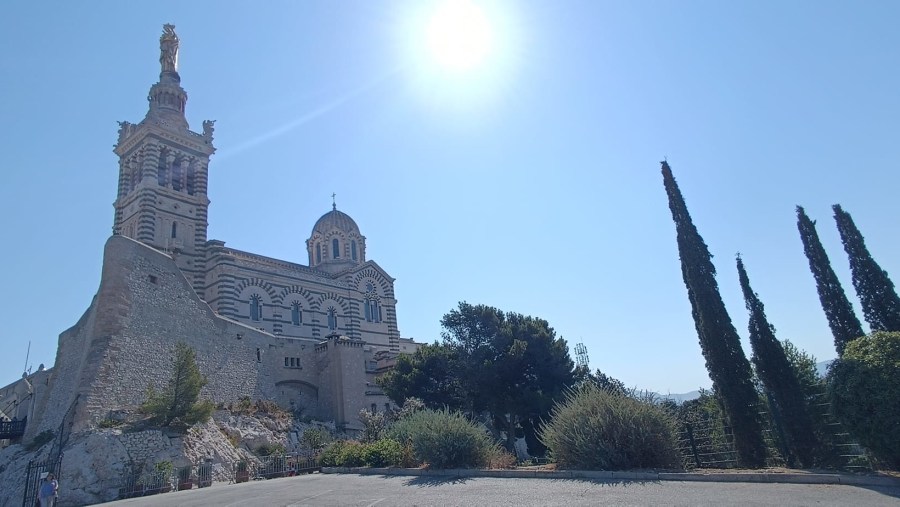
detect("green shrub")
(25, 430), (55, 452)
(361, 438), (403, 467)
(540, 383), (680, 470)
(256, 442), (286, 456)
(387, 408), (497, 469)
(319, 440), (347, 467)
(336, 440), (366, 467)
(232, 396), (254, 414)
(319, 440), (367, 467)
(185, 399), (216, 425)
(827, 331), (900, 469)
(301, 428), (330, 450)
(155, 460), (174, 474)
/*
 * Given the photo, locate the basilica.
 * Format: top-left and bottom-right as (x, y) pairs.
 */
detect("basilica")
(113, 24), (409, 355)
(6, 25), (419, 440)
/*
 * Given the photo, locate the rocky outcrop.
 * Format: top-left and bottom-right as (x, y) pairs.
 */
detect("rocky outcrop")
(0, 409), (336, 507)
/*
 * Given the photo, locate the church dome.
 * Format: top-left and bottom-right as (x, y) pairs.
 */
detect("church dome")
(312, 208), (361, 237)
(307, 205), (367, 272)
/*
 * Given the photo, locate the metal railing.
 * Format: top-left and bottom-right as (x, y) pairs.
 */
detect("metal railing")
(0, 417), (26, 440)
(118, 454), (321, 500)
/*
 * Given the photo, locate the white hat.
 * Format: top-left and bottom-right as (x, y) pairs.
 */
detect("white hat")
(40, 472), (49, 480)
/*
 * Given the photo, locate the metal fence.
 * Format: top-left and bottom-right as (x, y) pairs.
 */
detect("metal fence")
(677, 416), (738, 469)
(22, 455), (62, 507)
(675, 389), (872, 471)
(117, 454), (321, 500)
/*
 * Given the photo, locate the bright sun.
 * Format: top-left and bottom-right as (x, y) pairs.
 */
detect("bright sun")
(400, 0), (518, 111)
(425, 0), (493, 72)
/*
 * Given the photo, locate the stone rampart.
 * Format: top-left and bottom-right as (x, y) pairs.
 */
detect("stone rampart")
(121, 430), (172, 464)
(29, 236), (321, 436)
(27, 233), (389, 443)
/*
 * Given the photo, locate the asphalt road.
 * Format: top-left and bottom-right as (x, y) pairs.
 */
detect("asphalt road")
(102, 473), (900, 507)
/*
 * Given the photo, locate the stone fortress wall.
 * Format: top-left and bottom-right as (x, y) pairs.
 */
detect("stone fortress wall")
(25, 236), (388, 440)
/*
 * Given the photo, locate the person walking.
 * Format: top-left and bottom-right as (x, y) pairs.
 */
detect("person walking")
(38, 472), (58, 507)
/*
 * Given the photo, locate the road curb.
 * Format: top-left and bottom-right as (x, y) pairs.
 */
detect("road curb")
(321, 467), (899, 487)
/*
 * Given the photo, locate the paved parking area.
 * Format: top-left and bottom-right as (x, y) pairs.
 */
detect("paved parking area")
(103, 472), (900, 506)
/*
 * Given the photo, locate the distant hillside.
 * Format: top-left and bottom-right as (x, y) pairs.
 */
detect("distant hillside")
(816, 360), (833, 378)
(651, 361), (834, 405)
(657, 390), (701, 403)
(650, 391), (700, 403)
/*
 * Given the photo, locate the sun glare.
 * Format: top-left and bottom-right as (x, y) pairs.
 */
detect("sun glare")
(426, 0), (493, 72)
(398, 0), (520, 113)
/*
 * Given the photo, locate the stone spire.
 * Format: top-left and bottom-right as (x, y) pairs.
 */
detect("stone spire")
(144, 24), (189, 131)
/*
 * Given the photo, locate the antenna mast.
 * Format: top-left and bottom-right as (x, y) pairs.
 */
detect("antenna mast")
(574, 341), (590, 369)
(23, 340), (31, 377)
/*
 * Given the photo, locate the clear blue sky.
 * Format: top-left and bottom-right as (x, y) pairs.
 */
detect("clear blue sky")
(2, 1), (898, 394)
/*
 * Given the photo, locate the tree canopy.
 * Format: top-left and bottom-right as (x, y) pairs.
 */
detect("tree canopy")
(379, 302), (578, 452)
(833, 205), (900, 333)
(827, 331), (900, 468)
(796, 205), (865, 355)
(661, 161), (766, 467)
(737, 256), (818, 467)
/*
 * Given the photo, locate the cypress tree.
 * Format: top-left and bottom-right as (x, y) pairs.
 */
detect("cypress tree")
(833, 205), (900, 333)
(661, 161), (766, 467)
(736, 256), (818, 467)
(796, 206), (864, 355)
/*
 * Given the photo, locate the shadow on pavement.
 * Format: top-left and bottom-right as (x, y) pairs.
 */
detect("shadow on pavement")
(854, 484), (900, 500)
(397, 475), (472, 487)
(549, 478), (656, 488)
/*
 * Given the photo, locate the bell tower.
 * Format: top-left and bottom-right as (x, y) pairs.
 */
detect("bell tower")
(112, 24), (216, 298)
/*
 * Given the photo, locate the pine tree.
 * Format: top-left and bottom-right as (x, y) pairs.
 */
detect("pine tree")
(796, 206), (864, 355)
(661, 161), (766, 467)
(833, 205), (900, 333)
(736, 256), (818, 467)
(141, 342), (214, 426)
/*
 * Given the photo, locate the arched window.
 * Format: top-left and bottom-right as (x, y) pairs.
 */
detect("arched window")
(327, 307), (337, 331)
(250, 294), (261, 321)
(157, 151), (169, 187)
(316, 244), (322, 264)
(364, 283), (377, 322)
(366, 299), (381, 323)
(186, 162), (196, 195)
(172, 159), (183, 191)
(332, 238), (339, 259)
(171, 221), (177, 239)
(291, 301), (302, 326)
(351, 240), (358, 261)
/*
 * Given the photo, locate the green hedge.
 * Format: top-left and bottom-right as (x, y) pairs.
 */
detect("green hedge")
(828, 332), (900, 469)
(319, 439), (404, 468)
